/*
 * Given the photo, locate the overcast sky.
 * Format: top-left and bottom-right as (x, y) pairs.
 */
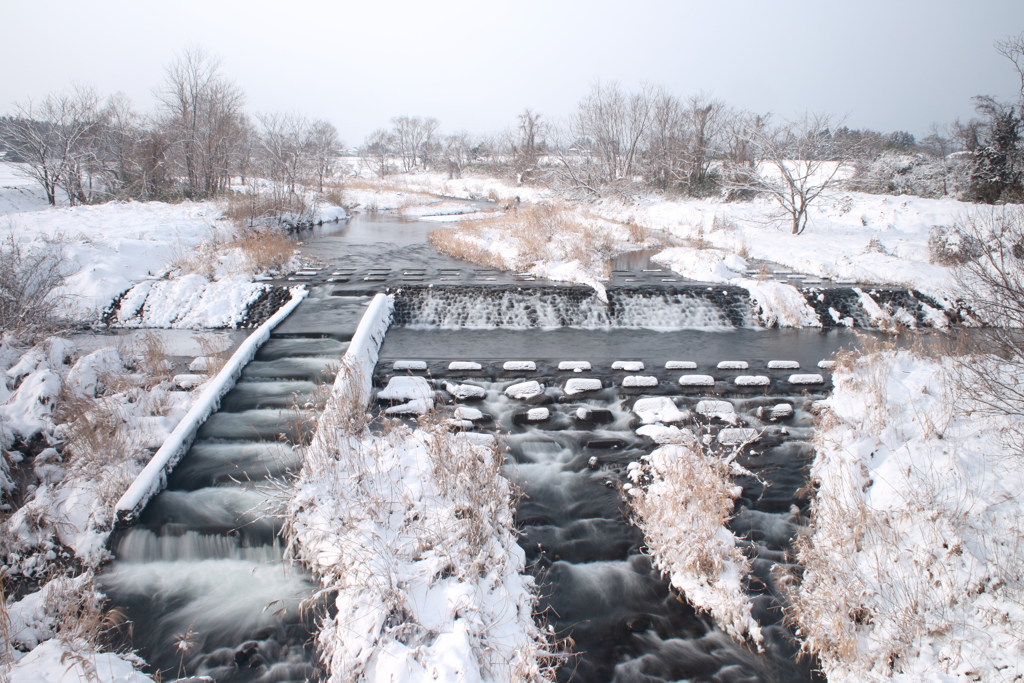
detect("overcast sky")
(2, 0), (1023, 145)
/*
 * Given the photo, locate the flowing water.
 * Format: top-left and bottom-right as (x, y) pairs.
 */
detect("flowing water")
(98, 290), (374, 682)
(97, 209), (914, 682)
(374, 326), (852, 683)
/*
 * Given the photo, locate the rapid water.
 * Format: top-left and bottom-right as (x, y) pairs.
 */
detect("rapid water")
(98, 290), (374, 682)
(374, 326), (843, 682)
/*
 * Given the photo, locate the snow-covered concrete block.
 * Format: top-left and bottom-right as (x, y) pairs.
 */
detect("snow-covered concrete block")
(188, 356), (219, 373)
(575, 407), (614, 423)
(695, 400), (736, 421)
(393, 360), (427, 371)
(173, 374), (205, 390)
(665, 360), (697, 370)
(503, 361), (536, 371)
(454, 406), (485, 421)
(636, 424), (696, 444)
(717, 428), (759, 445)
(734, 375), (771, 387)
(384, 398), (432, 415)
(558, 361), (591, 372)
(789, 374), (825, 385)
(377, 376), (434, 402)
(717, 360), (749, 370)
(817, 360), (836, 369)
(612, 361), (644, 372)
(505, 381), (544, 399)
(448, 361), (482, 371)
(633, 397), (687, 424)
(767, 360), (800, 369)
(678, 375), (715, 386)
(564, 378), (602, 395)
(623, 376), (658, 388)
(770, 404), (794, 420)
(527, 407), (550, 422)
(444, 382), (486, 400)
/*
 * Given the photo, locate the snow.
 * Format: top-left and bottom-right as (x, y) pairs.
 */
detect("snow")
(793, 351), (1024, 682)
(558, 361), (591, 372)
(394, 360), (428, 370)
(769, 404), (794, 419)
(113, 287), (308, 526)
(622, 375), (658, 387)
(454, 406), (484, 421)
(734, 375), (771, 386)
(378, 376), (434, 402)
(636, 424), (696, 445)
(716, 428), (759, 445)
(789, 373), (824, 385)
(525, 407), (550, 422)
(678, 374), (716, 386)
(504, 381), (543, 399)
(632, 397), (687, 424)
(563, 378), (602, 395)
(652, 246), (747, 283)
(665, 360), (697, 369)
(694, 400), (737, 422)
(717, 360), (749, 370)
(767, 360), (800, 369)
(448, 361), (482, 371)
(444, 382), (487, 400)
(8, 638), (152, 683)
(502, 361), (536, 371)
(611, 361), (644, 371)
(113, 275), (266, 329)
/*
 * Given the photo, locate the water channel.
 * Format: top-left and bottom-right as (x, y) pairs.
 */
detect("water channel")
(99, 205), (891, 682)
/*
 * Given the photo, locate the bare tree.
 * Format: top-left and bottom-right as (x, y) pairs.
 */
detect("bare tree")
(996, 32), (1024, 101)
(390, 116), (439, 172)
(308, 119), (341, 192)
(510, 109), (546, 183)
(724, 112), (851, 235)
(0, 230), (72, 331)
(155, 46), (247, 199)
(1, 84), (103, 206)
(570, 81), (652, 184)
(361, 128), (394, 177)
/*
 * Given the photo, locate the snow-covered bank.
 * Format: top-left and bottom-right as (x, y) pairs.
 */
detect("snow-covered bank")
(629, 443), (761, 644)
(287, 297), (551, 683)
(792, 351), (1024, 682)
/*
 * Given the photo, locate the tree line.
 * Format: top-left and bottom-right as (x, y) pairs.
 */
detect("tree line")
(0, 47), (342, 207)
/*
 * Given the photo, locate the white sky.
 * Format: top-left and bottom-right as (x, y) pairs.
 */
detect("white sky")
(2, 0), (1023, 146)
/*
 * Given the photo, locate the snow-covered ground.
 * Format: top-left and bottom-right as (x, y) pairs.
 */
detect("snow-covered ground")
(792, 350), (1024, 682)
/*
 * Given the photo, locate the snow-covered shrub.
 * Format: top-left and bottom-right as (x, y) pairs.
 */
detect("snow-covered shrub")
(847, 152), (969, 199)
(788, 350), (1024, 682)
(0, 232), (73, 332)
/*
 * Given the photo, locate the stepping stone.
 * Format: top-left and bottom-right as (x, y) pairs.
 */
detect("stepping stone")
(817, 360), (836, 369)
(623, 376), (658, 388)
(679, 375), (715, 386)
(718, 428), (759, 445)
(454, 406), (485, 422)
(767, 360), (800, 369)
(695, 400), (736, 421)
(717, 360), (749, 370)
(769, 404), (794, 420)
(503, 361), (536, 371)
(636, 424), (696, 445)
(173, 374), (204, 389)
(558, 361), (591, 372)
(633, 397), (687, 424)
(393, 360), (427, 371)
(378, 376), (434, 402)
(444, 382), (486, 400)
(575, 407), (614, 423)
(512, 407), (551, 424)
(734, 375), (770, 387)
(505, 381), (544, 399)
(564, 378), (602, 395)
(448, 361), (482, 371)
(665, 361), (697, 370)
(612, 361), (644, 372)
(385, 399), (432, 415)
(789, 374), (825, 385)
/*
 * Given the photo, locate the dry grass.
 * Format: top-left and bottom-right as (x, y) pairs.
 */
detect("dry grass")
(428, 203), (626, 277)
(169, 223), (294, 278)
(224, 191), (311, 229)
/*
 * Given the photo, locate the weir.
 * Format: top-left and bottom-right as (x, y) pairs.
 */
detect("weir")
(96, 208), (948, 682)
(98, 289), (376, 682)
